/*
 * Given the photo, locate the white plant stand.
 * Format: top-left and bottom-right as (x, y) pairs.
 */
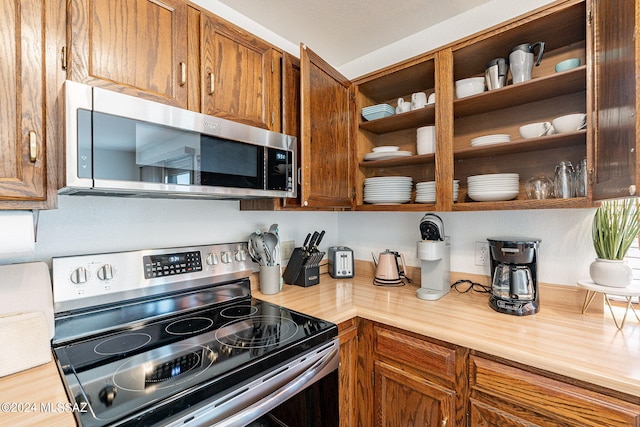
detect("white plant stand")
(577, 280), (640, 330)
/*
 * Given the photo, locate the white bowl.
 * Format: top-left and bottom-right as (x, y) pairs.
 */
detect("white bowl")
(552, 113), (586, 133)
(519, 122), (553, 139)
(372, 146), (400, 153)
(455, 77), (485, 99)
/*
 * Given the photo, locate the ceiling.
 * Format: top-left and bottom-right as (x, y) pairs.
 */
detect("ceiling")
(204, 0), (492, 67)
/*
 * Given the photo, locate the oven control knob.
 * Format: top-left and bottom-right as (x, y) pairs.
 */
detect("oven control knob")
(234, 250), (246, 262)
(221, 251), (232, 264)
(97, 264), (115, 281)
(206, 253), (219, 266)
(70, 267), (88, 285)
(99, 385), (117, 407)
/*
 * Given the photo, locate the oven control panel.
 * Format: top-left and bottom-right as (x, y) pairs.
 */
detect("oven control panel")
(52, 242), (256, 313)
(143, 251), (203, 279)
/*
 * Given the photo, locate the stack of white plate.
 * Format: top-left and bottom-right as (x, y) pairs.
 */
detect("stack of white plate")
(467, 173), (520, 201)
(364, 176), (413, 204)
(415, 180), (460, 204)
(470, 134), (511, 147)
(363, 145), (412, 161)
(362, 104), (395, 121)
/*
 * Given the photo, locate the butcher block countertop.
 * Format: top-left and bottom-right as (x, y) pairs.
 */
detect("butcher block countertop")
(2, 265), (640, 427)
(255, 263), (640, 399)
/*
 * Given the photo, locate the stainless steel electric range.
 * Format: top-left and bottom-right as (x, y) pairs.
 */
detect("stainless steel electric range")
(51, 242), (339, 427)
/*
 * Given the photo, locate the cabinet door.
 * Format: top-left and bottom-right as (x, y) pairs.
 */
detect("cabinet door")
(68, 0), (188, 107)
(338, 320), (358, 427)
(375, 361), (455, 427)
(300, 44), (353, 209)
(591, 0), (640, 199)
(0, 0), (46, 202)
(201, 13), (278, 130)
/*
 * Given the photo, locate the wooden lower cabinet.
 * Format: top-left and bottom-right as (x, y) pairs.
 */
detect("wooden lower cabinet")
(357, 319), (468, 427)
(353, 319), (640, 427)
(338, 319), (358, 427)
(469, 354), (640, 427)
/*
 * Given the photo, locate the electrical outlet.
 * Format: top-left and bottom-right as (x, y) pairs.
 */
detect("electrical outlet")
(475, 242), (490, 266)
(281, 240), (295, 261)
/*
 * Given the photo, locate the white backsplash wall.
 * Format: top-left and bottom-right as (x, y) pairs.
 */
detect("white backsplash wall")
(1, 196), (596, 287)
(336, 209), (597, 286)
(24, 196), (339, 266)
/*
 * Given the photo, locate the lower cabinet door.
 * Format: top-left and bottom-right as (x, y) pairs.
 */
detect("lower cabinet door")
(375, 360), (455, 427)
(469, 399), (540, 427)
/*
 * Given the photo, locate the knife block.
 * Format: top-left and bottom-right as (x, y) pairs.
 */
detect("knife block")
(283, 247), (324, 287)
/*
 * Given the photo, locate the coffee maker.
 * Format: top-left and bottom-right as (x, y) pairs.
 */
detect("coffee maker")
(488, 237), (540, 316)
(416, 214), (450, 300)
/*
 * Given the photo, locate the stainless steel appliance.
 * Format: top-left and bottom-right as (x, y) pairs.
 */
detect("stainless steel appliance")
(372, 249), (409, 286)
(61, 80), (297, 200)
(328, 246), (353, 278)
(51, 242), (338, 427)
(488, 237), (541, 316)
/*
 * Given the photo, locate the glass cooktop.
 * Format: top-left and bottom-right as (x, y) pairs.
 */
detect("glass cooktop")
(53, 297), (337, 427)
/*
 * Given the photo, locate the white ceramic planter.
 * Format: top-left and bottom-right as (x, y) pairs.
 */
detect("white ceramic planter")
(589, 258), (633, 288)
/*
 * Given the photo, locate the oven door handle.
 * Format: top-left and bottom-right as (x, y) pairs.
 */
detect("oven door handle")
(213, 341), (339, 427)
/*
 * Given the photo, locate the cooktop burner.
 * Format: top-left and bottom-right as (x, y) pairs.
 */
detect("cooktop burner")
(165, 316), (214, 335)
(220, 304), (259, 318)
(215, 315), (299, 350)
(94, 333), (153, 355)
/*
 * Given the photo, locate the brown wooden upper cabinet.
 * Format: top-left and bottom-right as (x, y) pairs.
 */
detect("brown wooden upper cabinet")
(67, 0), (189, 107)
(300, 44), (354, 209)
(200, 12), (281, 131)
(0, 0), (63, 209)
(352, 0), (638, 212)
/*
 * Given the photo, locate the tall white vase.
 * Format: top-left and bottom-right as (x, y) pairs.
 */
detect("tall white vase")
(589, 258), (633, 288)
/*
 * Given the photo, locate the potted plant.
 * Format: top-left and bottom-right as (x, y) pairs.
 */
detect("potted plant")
(590, 198), (640, 287)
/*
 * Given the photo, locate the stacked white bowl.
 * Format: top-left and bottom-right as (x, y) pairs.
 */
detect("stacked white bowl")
(364, 176), (413, 204)
(467, 173), (519, 202)
(415, 180), (460, 204)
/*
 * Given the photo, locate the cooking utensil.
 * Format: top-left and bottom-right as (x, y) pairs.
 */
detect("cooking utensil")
(509, 42), (545, 83)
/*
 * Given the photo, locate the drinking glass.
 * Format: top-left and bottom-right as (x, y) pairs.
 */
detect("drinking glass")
(554, 161), (575, 198)
(575, 159), (587, 197)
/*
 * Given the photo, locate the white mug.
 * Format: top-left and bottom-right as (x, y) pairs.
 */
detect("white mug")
(396, 98), (411, 113)
(427, 92), (435, 104)
(411, 92), (427, 110)
(416, 125), (436, 155)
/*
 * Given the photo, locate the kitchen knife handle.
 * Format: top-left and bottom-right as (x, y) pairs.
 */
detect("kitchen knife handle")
(308, 231), (320, 251)
(315, 230), (325, 248)
(302, 233), (312, 249)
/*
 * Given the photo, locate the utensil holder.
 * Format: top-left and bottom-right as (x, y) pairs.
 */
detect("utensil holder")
(283, 247), (325, 287)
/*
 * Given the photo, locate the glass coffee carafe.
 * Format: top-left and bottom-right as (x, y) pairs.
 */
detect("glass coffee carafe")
(487, 237), (540, 316)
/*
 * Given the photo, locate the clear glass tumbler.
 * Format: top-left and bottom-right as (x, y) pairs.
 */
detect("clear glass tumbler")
(554, 161), (575, 198)
(575, 158), (587, 197)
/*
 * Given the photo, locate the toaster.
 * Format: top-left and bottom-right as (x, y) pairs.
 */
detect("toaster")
(328, 246), (354, 278)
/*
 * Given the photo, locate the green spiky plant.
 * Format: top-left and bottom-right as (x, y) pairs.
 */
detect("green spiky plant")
(592, 198), (640, 260)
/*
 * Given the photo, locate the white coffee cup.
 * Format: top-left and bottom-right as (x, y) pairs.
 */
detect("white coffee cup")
(411, 92), (427, 110)
(417, 125), (436, 155)
(396, 98), (411, 113)
(427, 92), (436, 105)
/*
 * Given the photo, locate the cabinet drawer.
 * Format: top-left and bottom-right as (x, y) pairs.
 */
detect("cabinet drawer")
(374, 326), (456, 383)
(470, 356), (640, 427)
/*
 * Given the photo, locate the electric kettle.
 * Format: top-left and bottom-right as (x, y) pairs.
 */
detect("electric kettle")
(372, 249), (407, 286)
(509, 42), (545, 83)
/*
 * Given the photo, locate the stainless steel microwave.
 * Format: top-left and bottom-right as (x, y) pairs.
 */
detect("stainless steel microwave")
(61, 81), (297, 199)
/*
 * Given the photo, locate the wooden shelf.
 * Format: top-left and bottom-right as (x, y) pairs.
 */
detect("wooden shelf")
(453, 197), (592, 211)
(359, 104), (435, 134)
(454, 66), (586, 118)
(359, 152), (435, 168)
(454, 130), (586, 159)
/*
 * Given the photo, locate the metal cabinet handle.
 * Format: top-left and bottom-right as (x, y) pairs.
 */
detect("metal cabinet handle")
(209, 72), (215, 94)
(179, 62), (186, 86)
(441, 417), (448, 427)
(29, 131), (37, 162)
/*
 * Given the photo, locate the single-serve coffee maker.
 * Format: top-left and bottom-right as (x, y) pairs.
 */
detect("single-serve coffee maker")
(416, 214), (450, 300)
(488, 237), (540, 316)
